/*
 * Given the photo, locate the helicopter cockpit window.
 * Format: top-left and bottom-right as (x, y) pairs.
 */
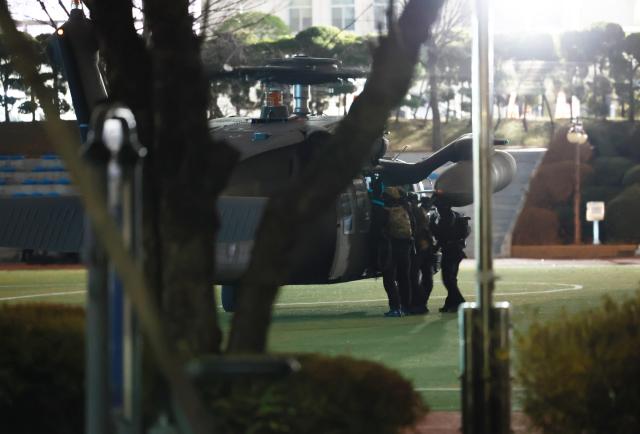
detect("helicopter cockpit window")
(338, 191), (354, 235)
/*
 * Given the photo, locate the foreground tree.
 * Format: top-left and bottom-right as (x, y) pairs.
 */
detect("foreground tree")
(0, 0), (445, 429)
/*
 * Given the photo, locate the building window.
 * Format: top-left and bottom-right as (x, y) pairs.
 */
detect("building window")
(374, 0), (387, 32)
(289, 0), (312, 33)
(331, 0), (355, 31)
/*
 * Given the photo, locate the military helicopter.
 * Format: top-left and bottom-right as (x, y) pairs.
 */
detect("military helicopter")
(1, 9), (516, 312)
(204, 55), (516, 310)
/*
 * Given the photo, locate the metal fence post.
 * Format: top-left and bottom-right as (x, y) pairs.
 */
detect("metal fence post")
(102, 107), (147, 434)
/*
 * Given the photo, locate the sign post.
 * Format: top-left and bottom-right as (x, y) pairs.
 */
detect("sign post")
(586, 201), (605, 245)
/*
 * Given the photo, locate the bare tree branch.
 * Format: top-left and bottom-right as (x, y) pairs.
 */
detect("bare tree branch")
(228, 0), (446, 353)
(0, 3), (213, 433)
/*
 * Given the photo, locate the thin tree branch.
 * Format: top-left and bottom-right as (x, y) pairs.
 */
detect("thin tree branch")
(0, 4), (212, 434)
(228, 0), (446, 353)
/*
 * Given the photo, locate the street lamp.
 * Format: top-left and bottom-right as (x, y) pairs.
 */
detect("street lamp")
(566, 119), (589, 245)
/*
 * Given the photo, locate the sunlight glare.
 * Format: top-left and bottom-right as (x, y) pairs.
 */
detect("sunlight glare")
(494, 0), (594, 34)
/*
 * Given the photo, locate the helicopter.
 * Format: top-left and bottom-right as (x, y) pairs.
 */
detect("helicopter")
(204, 55), (516, 310)
(0, 9), (516, 312)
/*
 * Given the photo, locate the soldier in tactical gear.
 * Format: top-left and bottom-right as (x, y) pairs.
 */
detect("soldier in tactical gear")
(408, 195), (437, 314)
(380, 186), (415, 317)
(432, 200), (469, 313)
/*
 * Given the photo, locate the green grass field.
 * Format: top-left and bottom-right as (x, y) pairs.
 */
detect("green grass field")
(1, 259), (639, 410)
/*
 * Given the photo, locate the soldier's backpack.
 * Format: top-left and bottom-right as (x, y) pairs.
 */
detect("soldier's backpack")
(385, 205), (412, 240)
(451, 211), (471, 240)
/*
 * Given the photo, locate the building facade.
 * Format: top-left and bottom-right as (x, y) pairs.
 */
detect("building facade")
(249, 0), (640, 36)
(252, 0), (388, 36)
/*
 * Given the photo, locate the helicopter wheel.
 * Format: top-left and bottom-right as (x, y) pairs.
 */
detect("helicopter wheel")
(221, 285), (236, 312)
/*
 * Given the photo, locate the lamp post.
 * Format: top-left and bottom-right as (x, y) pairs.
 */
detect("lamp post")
(566, 120), (588, 245)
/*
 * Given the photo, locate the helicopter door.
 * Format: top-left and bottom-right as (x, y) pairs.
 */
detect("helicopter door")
(328, 178), (371, 281)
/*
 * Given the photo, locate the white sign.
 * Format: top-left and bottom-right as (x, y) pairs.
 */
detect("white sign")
(586, 201), (605, 222)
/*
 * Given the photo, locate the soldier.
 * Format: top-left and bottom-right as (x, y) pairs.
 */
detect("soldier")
(408, 195), (436, 315)
(380, 186), (414, 317)
(432, 199), (469, 313)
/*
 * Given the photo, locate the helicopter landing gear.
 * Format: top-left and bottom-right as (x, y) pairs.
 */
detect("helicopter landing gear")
(221, 285), (236, 312)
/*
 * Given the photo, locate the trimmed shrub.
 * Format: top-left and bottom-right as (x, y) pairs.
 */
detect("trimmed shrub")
(512, 206), (560, 245)
(0, 304), (85, 434)
(604, 184), (640, 242)
(0, 305), (426, 434)
(516, 293), (640, 434)
(622, 164), (640, 187)
(581, 185), (620, 204)
(591, 157), (635, 187)
(585, 120), (636, 158)
(202, 354), (427, 434)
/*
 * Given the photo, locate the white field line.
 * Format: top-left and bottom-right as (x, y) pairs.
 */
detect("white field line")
(0, 283), (84, 289)
(0, 290), (85, 301)
(0, 280), (583, 303)
(415, 386), (524, 392)
(272, 281), (583, 308)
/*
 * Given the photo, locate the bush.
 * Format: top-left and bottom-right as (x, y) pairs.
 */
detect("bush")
(581, 185), (620, 203)
(0, 304), (85, 434)
(0, 305), (425, 434)
(202, 354), (427, 434)
(508, 206), (560, 245)
(604, 184), (640, 242)
(585, 120), (636, 158)
(622, 164), (640, 187)
(516, 293), (640, 434)
(591, 157), (635, 187)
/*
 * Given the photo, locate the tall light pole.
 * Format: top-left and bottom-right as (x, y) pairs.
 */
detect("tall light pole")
(460, 0), (511, 433)
(566, 120), (589, 245)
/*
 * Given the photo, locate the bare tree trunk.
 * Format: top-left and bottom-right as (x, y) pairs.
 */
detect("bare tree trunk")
(227, 0), (445, 353)
(426, 43), (442, 150)
(428, 71), (442, 149)
(1, 81), (9, 121)
(208, 86), (223, 119)
(630, 67), (638, 122)
(542, 94), (554, 130)
(522, 101), (528, 132)
(423, 103), (430, 126)
(445, 98), (450, 123)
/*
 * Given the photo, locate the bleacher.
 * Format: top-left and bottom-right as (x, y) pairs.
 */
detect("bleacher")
(0, 154), (76, 197)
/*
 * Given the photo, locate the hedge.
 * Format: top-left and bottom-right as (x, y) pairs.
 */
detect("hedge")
(511, 206), (560, 245)
(0, 304), (427, 434)
(0, 304), (85, 434)
(516, 293), (640, 434)
(622, 164), (640, 187)
(591, 157), (635, 187)
(202, 354), (427, 434)
(604, 184), (640, 243)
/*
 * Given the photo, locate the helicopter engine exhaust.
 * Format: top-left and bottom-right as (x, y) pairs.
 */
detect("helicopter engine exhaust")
(433, 150), (516, 207)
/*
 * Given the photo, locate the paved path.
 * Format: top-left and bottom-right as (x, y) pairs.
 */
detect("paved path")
(409, 412), (538, 433)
